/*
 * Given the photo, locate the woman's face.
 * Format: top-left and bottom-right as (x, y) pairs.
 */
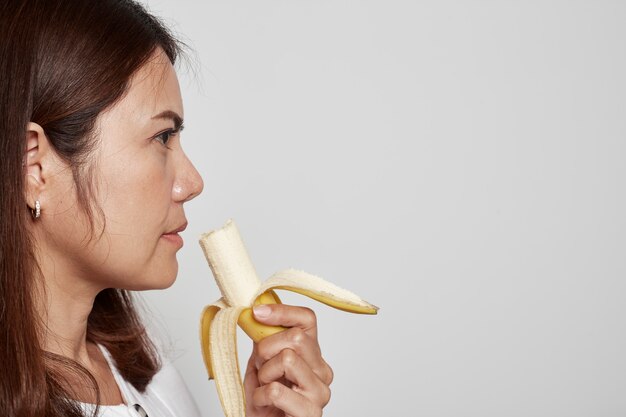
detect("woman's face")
(37, 48), (204, 291)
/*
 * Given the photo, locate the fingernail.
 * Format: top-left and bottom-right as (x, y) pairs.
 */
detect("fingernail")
(253, 304), (271, 319)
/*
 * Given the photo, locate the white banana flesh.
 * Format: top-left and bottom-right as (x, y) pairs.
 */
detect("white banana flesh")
(199, 219), (379, 417)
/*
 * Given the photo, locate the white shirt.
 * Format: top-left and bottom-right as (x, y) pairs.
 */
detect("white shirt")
(78, 344), (202, 417)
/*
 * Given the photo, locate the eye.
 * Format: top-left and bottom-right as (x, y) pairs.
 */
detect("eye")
(154, 124), (184, 149)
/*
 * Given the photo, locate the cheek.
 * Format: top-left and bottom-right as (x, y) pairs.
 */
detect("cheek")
(44, 180), (94, 251)
(100, 158), (172, 235)
(86, 158), (176, 283)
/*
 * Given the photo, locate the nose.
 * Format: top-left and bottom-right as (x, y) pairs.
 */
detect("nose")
(172, 150), (204, 203)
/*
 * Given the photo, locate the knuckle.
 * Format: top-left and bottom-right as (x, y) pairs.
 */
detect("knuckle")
(256, 340), (271, 362)
(314, 361), (333, 386)
(266, 381), (284, 403)
(320, 383), (331, 407)
(257, 367), (270, 385)
(302, 306), (316, 318)
(281, 348), (297, 368)
(252, 386), (263, 406)
(302, 306), (317, 325)
(289, 327), (306, 347)
(326, 363), (334, 385)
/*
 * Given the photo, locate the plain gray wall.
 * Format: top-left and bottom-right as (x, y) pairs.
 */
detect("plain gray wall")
(138, 1), (626, 416)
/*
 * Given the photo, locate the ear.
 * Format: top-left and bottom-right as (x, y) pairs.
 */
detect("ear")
(24, 122), (52, 211)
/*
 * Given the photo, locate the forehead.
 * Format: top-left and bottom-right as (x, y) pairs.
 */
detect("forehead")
(97, 48), (183, 133)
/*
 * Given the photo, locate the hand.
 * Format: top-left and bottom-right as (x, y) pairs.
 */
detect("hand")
(243, 304), (333, 417)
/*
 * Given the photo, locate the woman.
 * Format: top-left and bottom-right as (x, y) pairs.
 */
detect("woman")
(0, 1), (333, 416)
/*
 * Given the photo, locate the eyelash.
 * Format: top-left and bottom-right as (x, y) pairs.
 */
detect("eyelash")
(154, 124), (185, 149)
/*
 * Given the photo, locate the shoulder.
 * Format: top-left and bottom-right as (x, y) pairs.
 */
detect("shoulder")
(145, 357), (202, 417)
(97, 342), (202, 417)
(150, 359), (193, 396)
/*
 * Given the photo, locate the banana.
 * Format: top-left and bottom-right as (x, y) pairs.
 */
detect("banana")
(199, 219), (379, 417)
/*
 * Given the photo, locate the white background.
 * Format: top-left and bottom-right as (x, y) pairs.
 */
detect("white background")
(139, 1), (626, 416)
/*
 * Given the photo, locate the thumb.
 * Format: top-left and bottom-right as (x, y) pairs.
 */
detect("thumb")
(252, 303), (316, 332)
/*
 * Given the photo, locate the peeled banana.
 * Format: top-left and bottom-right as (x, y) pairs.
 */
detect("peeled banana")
(199, 219), (379, 417)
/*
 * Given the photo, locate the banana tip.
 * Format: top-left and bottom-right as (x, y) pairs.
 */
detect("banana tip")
(199, 218), (236, 242)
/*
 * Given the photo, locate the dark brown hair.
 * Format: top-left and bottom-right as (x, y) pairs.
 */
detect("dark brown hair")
(0, 1), (185, 416)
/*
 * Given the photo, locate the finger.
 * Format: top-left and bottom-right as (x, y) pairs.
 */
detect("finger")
(244, 349), (263, 417)
(244, 348), (260, 392)
(255, 327), (333, 386)
(257, 348), (331, 407)
(253, 381), (323, 417)
(253, 342), (292, 386)
(253, 304), (317, 336)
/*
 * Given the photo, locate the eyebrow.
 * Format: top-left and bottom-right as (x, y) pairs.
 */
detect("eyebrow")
(151, 110), (184, 129)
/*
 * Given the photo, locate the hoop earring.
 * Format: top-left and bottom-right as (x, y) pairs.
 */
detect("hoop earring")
(31, 200), (41, 219)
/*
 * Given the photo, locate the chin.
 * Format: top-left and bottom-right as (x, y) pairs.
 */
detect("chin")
(152, 273), (178, 290)
(130, 260), (179, 291)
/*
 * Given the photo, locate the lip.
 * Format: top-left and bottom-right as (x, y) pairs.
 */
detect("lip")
(161, 221), (187, 248)
(164, 221), (188, 235)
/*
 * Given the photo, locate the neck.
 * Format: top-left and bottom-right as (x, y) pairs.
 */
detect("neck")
(34, 246), (103, 366)
(30, 235), (128, 406)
